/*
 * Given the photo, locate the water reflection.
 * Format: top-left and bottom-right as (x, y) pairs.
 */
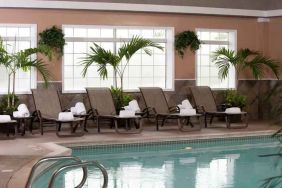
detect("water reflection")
(195, 154), (240, 188)
(64, 154), (241, 188)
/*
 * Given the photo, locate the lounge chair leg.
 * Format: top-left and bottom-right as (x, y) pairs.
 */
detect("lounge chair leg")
(204, 114), (208, 128)
(97, 118), (100, 133)
(39, 119), (43, 135)
(210, 115), (214, 125)
(161, 118), (165, 127)
(83, 116), (88, 132)
(225, 115), (231, 128)
(156, 117), (159, 131)
(58, 122), (62, 132)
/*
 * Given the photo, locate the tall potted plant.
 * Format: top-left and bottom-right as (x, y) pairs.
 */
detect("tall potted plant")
(81, 36), (163, 110)
(212, 48), (280, 88)
(81, 36), (163, 90)
(0, 38), (52, 113)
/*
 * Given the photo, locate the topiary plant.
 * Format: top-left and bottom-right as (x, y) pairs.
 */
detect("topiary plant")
(175, 30), (201, 58)
(39, 26), (65, 57)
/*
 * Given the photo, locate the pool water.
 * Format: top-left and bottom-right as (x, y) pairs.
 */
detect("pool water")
(32, 136), (281, 188)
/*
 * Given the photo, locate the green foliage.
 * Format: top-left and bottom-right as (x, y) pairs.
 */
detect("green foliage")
(110, 86), (133, 112)
(223, 90), (247, 109)
(11, 44), (52, 87)
(0, 94), (19, 114)
(212, 48), (280, 83)
(0, 37), (52, 108)
(81, 43), (119, 79)
(39, 26), (65, 57)
(81, 36), (163, 90)
(175, 30), (201, 58)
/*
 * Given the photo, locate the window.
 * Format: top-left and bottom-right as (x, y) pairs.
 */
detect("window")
(196, 29), (236, 89)
(0, 24), (37, 94)
(63, 25), (174, 92)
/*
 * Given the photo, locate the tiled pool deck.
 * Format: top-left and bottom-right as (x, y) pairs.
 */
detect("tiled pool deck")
(0, 121), (281, 188)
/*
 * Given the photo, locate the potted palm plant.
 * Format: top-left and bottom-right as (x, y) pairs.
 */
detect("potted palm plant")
(81, 36), (163, 111)
(212, 48), (280, 122)
(0, 38), (52, 114)
(212, 48), (280, 88)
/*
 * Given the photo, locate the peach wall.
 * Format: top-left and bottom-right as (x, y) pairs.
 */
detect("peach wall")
(268, 17), (282, 64)
(0, 8), (279, 81)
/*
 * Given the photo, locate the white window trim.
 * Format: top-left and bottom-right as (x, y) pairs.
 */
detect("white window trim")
(62, 25), (175, 93)
(195, 28), (237, 90)
(0, 23), (37, 95)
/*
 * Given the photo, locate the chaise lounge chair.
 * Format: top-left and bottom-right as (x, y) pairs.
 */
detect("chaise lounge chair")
(86, 87), (142, 134)
(189, 86), (248, 128)
(32, 88), (84, 137)
(139, 87), (201, 131)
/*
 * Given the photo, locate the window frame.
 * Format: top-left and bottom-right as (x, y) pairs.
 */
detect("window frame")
(195, 28), (237, 90)
(0, 23), (37, 94)
(62, 25), (175, 93)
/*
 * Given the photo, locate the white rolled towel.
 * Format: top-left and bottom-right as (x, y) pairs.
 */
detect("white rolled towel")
(75, 102), (86, 115)
(178, 99), (193, 109)
(180, 109), (196, 115)
(70, 107), (77, 115)
(17, 104), (30, 117)
(182, 99), (193, 109)
(123, 106), (131, 110)
(13, 111), (22, 118)
(119, 110), (135, 117)
(128, 100), (141, 112)
(225, 107), (241, 114)
(0, 115), (11, 122)
(58, 112), (74, 121)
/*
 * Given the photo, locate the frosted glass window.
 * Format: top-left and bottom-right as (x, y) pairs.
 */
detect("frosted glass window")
(196, 29), (236, 89)
(0, 24), (36, 94)
(63, 25), (174, 92)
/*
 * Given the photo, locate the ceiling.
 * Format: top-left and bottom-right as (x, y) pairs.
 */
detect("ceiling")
(47, 0), (282, 10)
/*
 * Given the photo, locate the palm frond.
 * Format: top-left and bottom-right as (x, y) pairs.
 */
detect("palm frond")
(237, 48), (259, 60)
(212, 48), (237, 79)
(80, 43), (119, 79)
(118, 36), (163, 61)
(244, 55), (280, 80)
(23, 44), (53, 61)
(21, 59), (51, 87)
(0, 38), (12, 68)
(261, 175), (282, 188)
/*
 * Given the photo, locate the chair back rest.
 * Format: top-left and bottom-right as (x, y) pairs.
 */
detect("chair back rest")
(189, 86), (217, 112)
(139, 87), (170, 114)
(86, 87), (116, 116)
(32, 89), (62, 119)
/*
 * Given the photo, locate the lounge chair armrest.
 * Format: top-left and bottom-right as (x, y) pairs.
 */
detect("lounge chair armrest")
(87, 109), (93, 115)
(140, 107), (155, 117)
(31, 110), (41, 121)
(92, 108), (99, 116)
(169, 106), (180, 113)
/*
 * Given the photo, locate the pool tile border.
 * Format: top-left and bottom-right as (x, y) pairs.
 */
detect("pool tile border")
(62, 131), (281, 152)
